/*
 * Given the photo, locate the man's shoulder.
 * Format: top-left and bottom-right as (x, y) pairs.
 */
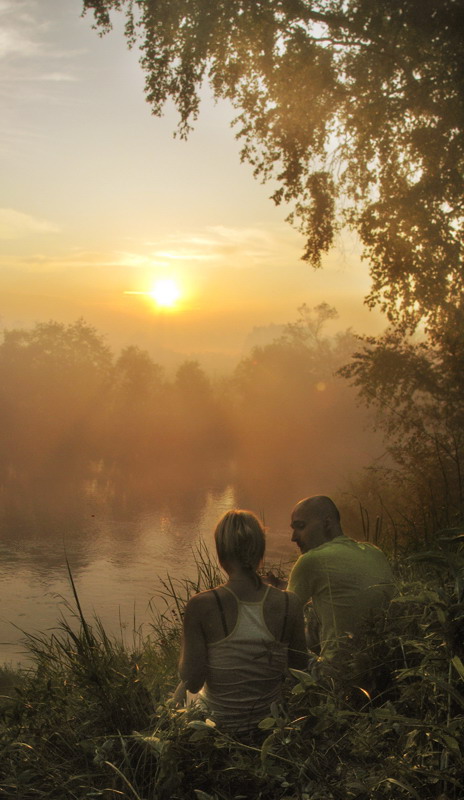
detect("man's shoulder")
(303, 536), (348, 558)
(330, 537), (394, 579)
(366, 541), (391, 555)
(289, 546), (329, 581)
(350, 538), (393, 564)
(324, 536), (388, 556)
(289, 539), (341, 568)
(290, 535), (385, 570)
(299, 536), (389, 564)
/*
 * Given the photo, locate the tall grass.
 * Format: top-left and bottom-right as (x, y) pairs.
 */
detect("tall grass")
(1, 534), (464, 799)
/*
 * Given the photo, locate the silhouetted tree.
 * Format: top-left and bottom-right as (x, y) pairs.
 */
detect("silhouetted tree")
(0, 320), (112, 484)
(172, 360), (231, 457)
(83, 0), (463, 333)
(341, 307), (464, 535)
(107, 345), (167, 468)
(113, 345), (165, 402)
(231, 305), (381, 499)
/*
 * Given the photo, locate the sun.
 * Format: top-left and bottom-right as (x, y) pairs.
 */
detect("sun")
(149, 278), (181, 308)
(123, 277), (183, 311)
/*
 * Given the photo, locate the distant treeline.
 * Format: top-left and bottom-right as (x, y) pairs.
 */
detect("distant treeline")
(0, 307), (377, 504)
(2, 302), (462, 550)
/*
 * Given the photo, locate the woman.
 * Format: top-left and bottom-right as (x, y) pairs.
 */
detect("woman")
(174, 509), (308, 736)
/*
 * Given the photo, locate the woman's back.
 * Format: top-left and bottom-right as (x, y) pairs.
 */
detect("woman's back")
(176, 509), (307, 736)
(198, 581), (290, 644)
(199, 585), (289, 733)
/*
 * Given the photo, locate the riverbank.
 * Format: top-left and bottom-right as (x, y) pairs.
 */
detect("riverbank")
(1, 539), (463, 799)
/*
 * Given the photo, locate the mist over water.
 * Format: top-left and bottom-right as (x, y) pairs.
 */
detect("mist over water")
(0, 311), (385, 665)
(0, 455), (377, 666)
(0, 473), (298, 666)
(0, 479), (230, 665)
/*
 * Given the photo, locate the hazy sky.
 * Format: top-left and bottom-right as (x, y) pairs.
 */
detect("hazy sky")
(1, 0), (384, 368)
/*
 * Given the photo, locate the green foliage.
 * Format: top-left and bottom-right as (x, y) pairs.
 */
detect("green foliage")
(2, 542), (464, 799)
(340, 314), (464, 539)
(81, 0), (464, 331)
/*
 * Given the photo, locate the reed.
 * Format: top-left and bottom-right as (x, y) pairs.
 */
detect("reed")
(1, 535), (464, 799)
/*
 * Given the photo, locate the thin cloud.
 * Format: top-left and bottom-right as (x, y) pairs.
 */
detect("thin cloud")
(153, 250), (215, 261)
(0, 1), (80, 77)
(0, 24), (39, 59)
(207, 225), (275, 246)
(0, 249), (132, 275)
(136, 224), (300, 269)
(201, 225), (280, 262)
(31, 72), (78, 83)
(0, 208), (59, 239)
(0, 0), (43, 59)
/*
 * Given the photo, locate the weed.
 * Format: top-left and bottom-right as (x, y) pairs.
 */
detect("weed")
(1, 539), (464, 798)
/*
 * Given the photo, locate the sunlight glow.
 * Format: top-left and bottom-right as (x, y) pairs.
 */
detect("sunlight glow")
(124, 278), (183, 311)
(149, 278), (181, 308)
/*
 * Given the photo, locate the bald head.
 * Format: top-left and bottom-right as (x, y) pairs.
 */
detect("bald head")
(291, 495), (342, 553)
(295, 496), (340, 524)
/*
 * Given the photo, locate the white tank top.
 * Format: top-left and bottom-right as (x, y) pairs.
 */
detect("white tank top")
(199, 585), (289, 734)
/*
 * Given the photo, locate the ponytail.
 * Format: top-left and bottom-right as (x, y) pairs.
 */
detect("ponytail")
(215, 509), (265, 580)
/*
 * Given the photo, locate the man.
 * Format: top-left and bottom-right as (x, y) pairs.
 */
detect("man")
(287, 495), (395, 659)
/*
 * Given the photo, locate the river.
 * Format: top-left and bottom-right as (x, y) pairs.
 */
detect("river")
(0, 480), (298, 667)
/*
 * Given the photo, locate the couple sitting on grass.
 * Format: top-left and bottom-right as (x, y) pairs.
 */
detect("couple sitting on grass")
(173, 498), (395, 738)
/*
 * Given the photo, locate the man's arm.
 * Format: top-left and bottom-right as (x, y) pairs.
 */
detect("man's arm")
(287, 592), (309, 670)
(288, 554), (322, 655)
(287, 553), (314, 606)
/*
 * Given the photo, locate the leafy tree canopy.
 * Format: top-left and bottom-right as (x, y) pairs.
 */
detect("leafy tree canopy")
(82, 0), (463, 332)
(340, 303), (464, 526)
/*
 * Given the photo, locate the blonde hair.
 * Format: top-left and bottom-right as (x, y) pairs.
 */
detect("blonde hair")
(214, 509), (265, 581)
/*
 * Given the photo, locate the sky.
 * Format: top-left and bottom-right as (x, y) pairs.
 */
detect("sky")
(0, 0), (385, 371)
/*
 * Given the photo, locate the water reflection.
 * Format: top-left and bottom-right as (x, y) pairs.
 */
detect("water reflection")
(0, 464), (299, 666)
(0, 454), (347, 665)
(0, 314), (386, 664)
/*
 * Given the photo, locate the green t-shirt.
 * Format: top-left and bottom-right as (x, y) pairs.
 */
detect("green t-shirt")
(288, 536), (395, 658)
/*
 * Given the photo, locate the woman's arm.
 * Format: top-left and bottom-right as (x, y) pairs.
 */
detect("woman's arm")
(171, 679), (187, 707)
(178, 594), (208, 693)
(287, 592), (309, 670)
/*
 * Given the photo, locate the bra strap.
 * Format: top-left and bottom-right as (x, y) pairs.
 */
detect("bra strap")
(212, 589), (228, 637)
(280, 591), (290, 641)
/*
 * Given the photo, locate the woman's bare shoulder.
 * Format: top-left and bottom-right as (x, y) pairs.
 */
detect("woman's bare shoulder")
(184, 587), (223, 615)
(265, 584), (296, 605)
(267, 586), (304, 615)
(286, 589), (304, 609)
(287, 592), (305, 626)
